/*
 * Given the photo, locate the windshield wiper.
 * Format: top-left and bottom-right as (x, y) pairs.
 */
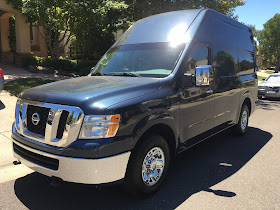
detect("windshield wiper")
(90, 72), (107, 76)
(110, 72), (141, 77)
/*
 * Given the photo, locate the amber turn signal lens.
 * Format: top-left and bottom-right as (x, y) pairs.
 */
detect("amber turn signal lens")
(110, 115), (120, 123)
(107, 123), (119, 136)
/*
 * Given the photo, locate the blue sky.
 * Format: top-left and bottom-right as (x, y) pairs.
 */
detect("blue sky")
(235, 0), (280, 30)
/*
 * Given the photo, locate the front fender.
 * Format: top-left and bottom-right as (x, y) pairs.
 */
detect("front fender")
(131, 111), (179, 149)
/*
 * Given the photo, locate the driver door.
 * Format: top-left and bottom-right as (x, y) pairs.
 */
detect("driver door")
(179, 45), (215, 143)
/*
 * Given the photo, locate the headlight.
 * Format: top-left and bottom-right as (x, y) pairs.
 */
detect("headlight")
(79, 115), (120, 139)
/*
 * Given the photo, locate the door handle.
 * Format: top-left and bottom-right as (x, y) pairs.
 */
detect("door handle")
(206, 89), (213, 94)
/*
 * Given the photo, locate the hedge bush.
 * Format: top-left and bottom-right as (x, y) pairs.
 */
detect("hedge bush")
(21, 56), (97, 75)
(21, 56), (38, 68)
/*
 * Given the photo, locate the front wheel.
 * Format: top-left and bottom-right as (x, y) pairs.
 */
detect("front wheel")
(123, 134), (170, 195)
(233, 104), (249, 136)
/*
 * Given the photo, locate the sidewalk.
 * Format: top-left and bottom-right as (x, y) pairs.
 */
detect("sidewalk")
(0, 64), (71, 167)
(1, 64), (70, 83)
(257, 70), (271, 78)
(0, 91), (17, 167)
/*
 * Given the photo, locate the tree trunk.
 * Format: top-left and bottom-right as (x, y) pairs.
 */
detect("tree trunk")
(275, 56), (280, 73)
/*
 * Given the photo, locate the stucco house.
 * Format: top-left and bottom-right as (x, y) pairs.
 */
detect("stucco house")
(0, 0), (48, 65)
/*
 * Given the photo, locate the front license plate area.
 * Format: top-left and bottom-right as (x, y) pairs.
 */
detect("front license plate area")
(267, 91), (276, 94)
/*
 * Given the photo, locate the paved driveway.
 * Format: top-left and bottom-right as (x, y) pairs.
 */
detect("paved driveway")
(2, 64), (69, 83)
(0, 98), (279, 209)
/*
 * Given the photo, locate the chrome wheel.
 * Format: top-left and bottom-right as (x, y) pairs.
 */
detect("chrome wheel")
(241, 110), (248, 131)
(142, 147), (165, 186)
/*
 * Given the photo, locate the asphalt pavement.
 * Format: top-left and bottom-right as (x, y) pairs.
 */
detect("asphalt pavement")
(0, 94), (280, 209)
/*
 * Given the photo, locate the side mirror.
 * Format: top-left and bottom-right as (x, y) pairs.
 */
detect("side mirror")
(195, 65), (212, 86)
(262, 78), (266, 81)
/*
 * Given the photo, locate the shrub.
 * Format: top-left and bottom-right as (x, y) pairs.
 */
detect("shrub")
(75, 60), (97, 72)
(21, 56), (97, 73)
(21, 56), (38, 68)
(78, 66), (92, 76)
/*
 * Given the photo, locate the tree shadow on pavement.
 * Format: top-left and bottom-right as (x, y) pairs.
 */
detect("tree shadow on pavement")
(14, 127), (272, 209)
(256, 99), (280, 111)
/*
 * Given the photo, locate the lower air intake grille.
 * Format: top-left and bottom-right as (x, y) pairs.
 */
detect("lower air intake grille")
(13, 143), (59, 170)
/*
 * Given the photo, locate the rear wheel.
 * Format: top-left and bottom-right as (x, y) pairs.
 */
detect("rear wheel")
(123, 134), (170, 195)
(233, 104), (249, 136)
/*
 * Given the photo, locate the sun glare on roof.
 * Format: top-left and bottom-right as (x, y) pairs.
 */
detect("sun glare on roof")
(168, 23), (189, 47)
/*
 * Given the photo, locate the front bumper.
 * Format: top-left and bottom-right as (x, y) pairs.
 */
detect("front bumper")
(12, 140), (131, 184)
(258, 89), (280, 98)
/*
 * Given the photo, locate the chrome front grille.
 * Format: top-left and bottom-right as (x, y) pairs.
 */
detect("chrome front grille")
(267, 87), (280, 92)
(15, 99), (84, 148)
(26, 105), (50, 136)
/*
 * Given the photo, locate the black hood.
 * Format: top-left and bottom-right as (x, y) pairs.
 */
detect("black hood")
(20, 76), (160, 114)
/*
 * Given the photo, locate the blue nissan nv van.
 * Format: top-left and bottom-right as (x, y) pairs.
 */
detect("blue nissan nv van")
(11, 9), (257, 195)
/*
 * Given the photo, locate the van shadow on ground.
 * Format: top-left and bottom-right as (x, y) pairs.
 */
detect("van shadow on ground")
(14, 127), (272, 209)
(0, 101), (5, 110)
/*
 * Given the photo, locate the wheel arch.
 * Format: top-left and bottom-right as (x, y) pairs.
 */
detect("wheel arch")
(242, 97), (252, 115)
(132, 114), (179, 159)
(135, 123), (177, 159)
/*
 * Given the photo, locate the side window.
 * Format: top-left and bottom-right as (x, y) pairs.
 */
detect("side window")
(213, 20), (237, 49)
(186, 46), (209, 75)
(213, 47), (238, 76)
(238, 51), (255, 74)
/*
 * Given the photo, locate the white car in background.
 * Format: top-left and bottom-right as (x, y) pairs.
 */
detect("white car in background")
(258, 73), (280, 99)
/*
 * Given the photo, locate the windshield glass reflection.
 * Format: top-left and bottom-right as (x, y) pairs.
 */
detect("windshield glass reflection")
(92, 43), (185, 78)
(266, 75), (280, 82)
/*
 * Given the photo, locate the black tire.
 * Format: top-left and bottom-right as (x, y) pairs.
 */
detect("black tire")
(233, 104), (249, 136)
(123, 134), (170, 196)
(258, 96), (262, 100)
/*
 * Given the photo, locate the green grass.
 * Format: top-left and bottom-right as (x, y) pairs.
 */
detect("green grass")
(4, 78), (55, 97)
(265, 70), (274, 75)
(257, 75), (267, 82)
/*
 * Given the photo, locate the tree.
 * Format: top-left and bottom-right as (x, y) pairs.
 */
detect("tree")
(258, 14), (280, 72)
(246, 24), (260, 38)
(7, 0), (127, 59)
(8, 16), (16, 53)
(70, 0), (128, 60)
(124, 0), (245, 21)
(7, 0), (77, 58)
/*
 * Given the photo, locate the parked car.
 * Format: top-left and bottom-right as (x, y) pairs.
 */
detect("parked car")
(267, 66), (276, 70)
(0, 68), (4, 92)
(258, 73), (280, 99)
(11, 9), (257, 196)
(267, 66), (280, 71)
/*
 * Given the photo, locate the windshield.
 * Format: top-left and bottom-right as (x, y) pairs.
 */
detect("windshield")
(266, 75), (280, 83)
(91, 43), (185, 78)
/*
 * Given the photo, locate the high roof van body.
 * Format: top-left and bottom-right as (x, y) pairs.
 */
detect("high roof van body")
(12, 9), (257, 195)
